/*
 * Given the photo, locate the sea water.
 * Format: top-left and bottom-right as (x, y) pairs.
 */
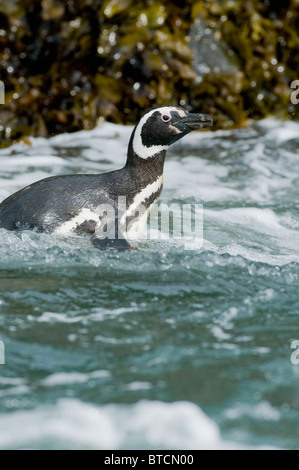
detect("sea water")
(0, 119), (298, 449)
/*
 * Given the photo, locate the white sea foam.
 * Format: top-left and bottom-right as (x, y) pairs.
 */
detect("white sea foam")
(33, 305), (140, 324)
(0, 399), (278, 450)
(40, 370), (110, 387)
(224, 400), (281, 422)
(258, 118), (299, 142)
(201, 207), (299, 266)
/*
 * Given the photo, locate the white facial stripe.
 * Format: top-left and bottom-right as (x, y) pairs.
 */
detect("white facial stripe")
(133, 141), (169, 159)
(133, 106), (184, 159)
(54, 208), (100, 235)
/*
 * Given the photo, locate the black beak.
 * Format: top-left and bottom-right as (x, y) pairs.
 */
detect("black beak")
(181, 113), (213, 130)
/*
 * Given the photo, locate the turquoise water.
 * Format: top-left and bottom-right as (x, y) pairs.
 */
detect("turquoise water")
(0, 119), (299, 449)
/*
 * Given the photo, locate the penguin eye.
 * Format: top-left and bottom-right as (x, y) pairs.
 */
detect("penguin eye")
(161, 114), (171, 123)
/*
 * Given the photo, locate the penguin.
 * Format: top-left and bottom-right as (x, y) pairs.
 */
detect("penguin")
(0, 106), (213, 250)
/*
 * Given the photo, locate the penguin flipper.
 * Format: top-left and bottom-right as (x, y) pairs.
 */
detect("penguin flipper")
(92, 237), (134, 252)
(92, 217), (138, 252)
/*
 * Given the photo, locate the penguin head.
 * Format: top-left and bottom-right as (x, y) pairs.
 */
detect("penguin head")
(131, 106), (213, 160)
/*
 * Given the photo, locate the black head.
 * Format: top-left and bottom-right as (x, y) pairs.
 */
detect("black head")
(129, 106), (213, 160)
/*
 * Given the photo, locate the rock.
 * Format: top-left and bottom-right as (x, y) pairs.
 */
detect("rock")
(0, 0), (298, 147)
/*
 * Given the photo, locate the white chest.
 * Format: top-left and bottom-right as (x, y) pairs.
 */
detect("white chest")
(121, 176), (163, 240)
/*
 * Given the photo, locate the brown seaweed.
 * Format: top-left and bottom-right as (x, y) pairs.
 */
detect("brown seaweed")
(0, 0), (298, 147)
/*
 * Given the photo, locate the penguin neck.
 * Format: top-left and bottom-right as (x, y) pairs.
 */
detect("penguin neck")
(125, 128), (167, 186)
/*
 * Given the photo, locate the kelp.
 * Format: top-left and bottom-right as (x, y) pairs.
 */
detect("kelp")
(0, 0), (298, 147)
